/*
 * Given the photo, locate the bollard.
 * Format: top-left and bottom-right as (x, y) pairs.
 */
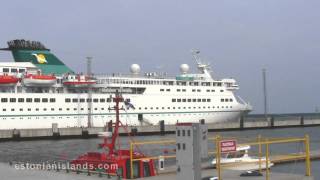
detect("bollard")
(200, 119), (205, 124)
(300, 116), (304, 126)
(52, 123), (60, 139)
(82, 128), (89, 138)
(239, 116), (244, 129)
(270, 116), (274, 128)
(87, 169), (91, 176)
(131, 127), (138, 135)
(12, 129), (20, 140)
(108, 120), (113, 132)
(159, 120), (165, 136)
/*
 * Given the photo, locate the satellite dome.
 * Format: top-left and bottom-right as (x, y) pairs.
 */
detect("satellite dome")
(130, 64), (141, 74)
(180, 64), (189, 74)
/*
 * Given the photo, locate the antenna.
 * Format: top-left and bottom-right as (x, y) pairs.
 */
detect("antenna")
(87, 57), (93, 128)
(191, 49), (201, 65)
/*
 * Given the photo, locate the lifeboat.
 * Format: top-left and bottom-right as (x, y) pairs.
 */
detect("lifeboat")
(23, 74), (56, 86)
(0, 75), (19, 85)
(63, 74), (96, 86)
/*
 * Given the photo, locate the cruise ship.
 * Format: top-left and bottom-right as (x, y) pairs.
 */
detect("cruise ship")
(0, 40), (251, 129)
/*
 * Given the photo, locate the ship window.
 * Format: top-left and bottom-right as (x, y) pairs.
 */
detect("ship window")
(74, 108), (77, 111)
(80, 98), (85, 102)
(28, 108), (31, 111)
(59, 108), (62, 111)
(100, 98), (105, 102)
(145, 107), (148, 110)
(107, 98), (111, 102)
(182, 99), (186, 102)
(192, 99), (196, 102)
(66, 108), (70, 111)
(11, 68), (17, 73)
(166, 89), (170, 92)
(177, 89), (181, 92)
(2, 109), (5, 111)
(18, 98), (24, 102)
(177, 99), (181, 102)
(217, 83), (222, 86)
(172, 99), (176, 102)
(160, 89), (164, 92)
(1, 98), (7, 102)
(101, 108), (104, 110)
(187, 130), (191, 136)
(177, 130), (180, 136)
(3, 68), (9, 73)
(182, 89), (186, 92)
(94, 108), (98, 110)
(26, 98), (32, 102)
(86, 98), (92, 102)
(221, 99), (224, 102)
(42, 98), (48, 103)
(167, 107), (170, 109)
(51, 108), (54, 111)
(202, 99), (206, 102)
(182, 130), (185, 136)
(50, 98), (55, 103)
(36, 108), (39, 111)
(19, 108), (23, 111)
(225, 99), (229, 102)
(197, 99), (201, 102)
(10, 98), (16, 102)
(177, 143), (181, 150)
(230, 98), (233, 102)
(206, 89), (210, 92)
(18, 69), (25, 73)
(43, 108), (47, 111)
(207, 99), (211, 102)
(220, 90), (224, 92)
(81, 108), (84, 110)
(197, 89), (201, 92)
(192, 89), (196, 92)
(211, 89), (215, 92)
(65, 98), (71, 103)
(93, 99), (98, 103)
(188, 99), (191, 102)
(72, 98), (78, 103)
(11, 108), (14, 111)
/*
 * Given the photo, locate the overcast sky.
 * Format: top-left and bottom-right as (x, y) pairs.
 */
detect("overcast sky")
(0, 0), (319, 114)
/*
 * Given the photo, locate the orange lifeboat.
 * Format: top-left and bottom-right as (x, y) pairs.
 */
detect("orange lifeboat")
(0, 75), (19, 85)
(23, 74), (56, 86)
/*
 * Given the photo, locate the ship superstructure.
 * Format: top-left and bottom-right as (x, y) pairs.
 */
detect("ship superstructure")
(0, 40), (251, 129)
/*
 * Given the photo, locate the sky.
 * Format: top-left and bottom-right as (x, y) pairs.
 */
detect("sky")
(0, 0), (319, 114)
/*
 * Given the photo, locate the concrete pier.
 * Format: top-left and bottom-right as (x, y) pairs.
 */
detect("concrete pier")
(0, 117), (320, 141)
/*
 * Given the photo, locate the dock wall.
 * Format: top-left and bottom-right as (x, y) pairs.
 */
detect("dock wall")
(1, 117), (320, 141)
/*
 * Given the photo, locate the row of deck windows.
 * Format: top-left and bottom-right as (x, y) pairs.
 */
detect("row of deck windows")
(1, 98), (56, 103)
(2, 105), (233, 112)
(221, 98), (233, 102)
(107, 79), (223, 87)
(172, 98), (211, 103)
(65, 98), (129, 103)
(2, 107), (107, 112)
(161, 89), (224, 93)
(138, 106), (232, 110)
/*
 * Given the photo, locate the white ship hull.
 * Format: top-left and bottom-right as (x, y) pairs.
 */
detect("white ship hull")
(0, 93), (248, 129)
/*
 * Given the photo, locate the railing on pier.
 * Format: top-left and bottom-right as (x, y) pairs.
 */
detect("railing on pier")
(130, 134), (312, 180)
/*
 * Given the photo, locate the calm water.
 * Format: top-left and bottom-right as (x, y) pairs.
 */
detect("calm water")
(0, 126), (319, 178)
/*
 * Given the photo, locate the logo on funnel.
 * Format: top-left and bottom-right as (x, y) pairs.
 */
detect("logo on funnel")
(32, 53), (47, 64)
